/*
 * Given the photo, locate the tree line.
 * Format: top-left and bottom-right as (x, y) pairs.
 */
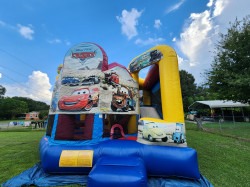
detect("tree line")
(0, 96), (49, 120)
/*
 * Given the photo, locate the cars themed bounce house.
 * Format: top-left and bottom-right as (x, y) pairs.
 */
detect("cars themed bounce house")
(3, 42), (212, 187)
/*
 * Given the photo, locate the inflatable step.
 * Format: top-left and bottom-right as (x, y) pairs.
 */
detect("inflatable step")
(88, 156), (147, 187)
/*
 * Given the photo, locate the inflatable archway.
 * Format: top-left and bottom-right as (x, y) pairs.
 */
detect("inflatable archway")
(39, 42), (207, 187)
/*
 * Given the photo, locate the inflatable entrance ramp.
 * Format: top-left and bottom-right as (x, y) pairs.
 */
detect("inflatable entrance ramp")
(2, 42), (213, 187)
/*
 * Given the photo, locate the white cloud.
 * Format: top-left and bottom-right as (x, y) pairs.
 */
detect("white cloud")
(213, 0), (229, 17)
(165, 0), (185, 14)
(48, 38), (62, 44)
(207, 0), (214, 7)
(135, 37), (165, 46)
(17, 24), (34, 40)
(176, 0), (250, 84)
(154, 19), (162, 29)
(4, 71), (52, 104)
(116, 8), (143, 40)
(176, 9), (214, 84)
(178, 10), (213, 66)
(48, 38), (71, 46)
(177, 55), (184, 65)
(0, 73), (2, 78)
(172, 37), (176, 42)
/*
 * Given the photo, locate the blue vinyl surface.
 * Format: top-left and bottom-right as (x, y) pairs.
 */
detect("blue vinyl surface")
(39, 137), (200, 179)
(2, 162), (213, 187)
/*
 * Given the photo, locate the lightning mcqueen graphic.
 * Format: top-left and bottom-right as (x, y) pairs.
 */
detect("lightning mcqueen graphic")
(58, 87), (99, 111)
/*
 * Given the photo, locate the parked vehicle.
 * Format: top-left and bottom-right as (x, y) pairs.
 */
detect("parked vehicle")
(61, 77), (80, 86)
(186, 111), (197, 121)
(58, 87), (99, 111)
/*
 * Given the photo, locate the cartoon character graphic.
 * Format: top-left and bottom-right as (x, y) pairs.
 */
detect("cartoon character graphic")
(61, 77), (80, 86)
(129, 49), (162, 72)
(111, 86), (136, 112)
(172, 123), (186, 144)
(142, 122), (168, 142)
(58, 87), (99, 111)
(81, 75), (100, 85)
(104, 72), (119, 87)
(149, 50), (162, 62)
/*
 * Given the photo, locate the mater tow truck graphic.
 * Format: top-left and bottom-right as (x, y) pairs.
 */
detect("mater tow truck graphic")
(110, 86), (136, 112)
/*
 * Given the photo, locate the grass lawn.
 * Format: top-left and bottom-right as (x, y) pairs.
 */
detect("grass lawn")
(0, 130), (45, 184)
(202, 122), (250, 139)
(0, 123), (249, 187)
(186, 122), (250, 187)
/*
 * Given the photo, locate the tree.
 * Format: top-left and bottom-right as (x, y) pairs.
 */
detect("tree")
(179, 70), (197, 112)
(39, 110), (48, 120)
(205, 15), (250, 104)
(194, 86), (218, 101)
(0, 96), (49, 120)
(12, 97), (49, 111)
(0, 85), (6, 98)
(0, 97), (28, 119)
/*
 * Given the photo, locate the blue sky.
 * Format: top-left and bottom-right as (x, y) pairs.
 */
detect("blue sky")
(0, 0), (249, 104)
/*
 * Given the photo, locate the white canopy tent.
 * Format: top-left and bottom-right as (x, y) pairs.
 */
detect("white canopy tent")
(188, 100), (249, 122)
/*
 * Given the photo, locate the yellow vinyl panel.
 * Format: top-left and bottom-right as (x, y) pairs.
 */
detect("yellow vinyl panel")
(138, 77), (145, 89)
(153, 45), (184, 123)
(80, 114), (86, 121)
(127, 115), (138, 134)
(130, 45), (184, 123)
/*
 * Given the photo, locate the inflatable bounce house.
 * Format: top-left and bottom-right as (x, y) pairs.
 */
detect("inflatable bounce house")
(3, 42), (212, 187)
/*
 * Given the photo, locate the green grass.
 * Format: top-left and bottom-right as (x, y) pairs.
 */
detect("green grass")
(0, 124), (250, 187)
(0, 126), (45, 132)
(202, 122), (250, 139)
(0, 130), (45, 183)
(186, 122), (250, 187)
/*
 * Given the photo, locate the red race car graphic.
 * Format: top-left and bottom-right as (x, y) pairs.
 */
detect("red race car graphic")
(58, 87), (99, 111)
(104, 72), (119, 87)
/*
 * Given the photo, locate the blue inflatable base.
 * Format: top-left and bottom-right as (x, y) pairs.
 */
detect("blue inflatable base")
(40, 138), (201, 179)
(2, 162), (213, 187)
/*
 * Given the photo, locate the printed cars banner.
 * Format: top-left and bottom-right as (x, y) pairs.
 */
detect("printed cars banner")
(50, 43), (139, 115)
(137, 118), (187, 147)
(129, 49), (162, 73)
